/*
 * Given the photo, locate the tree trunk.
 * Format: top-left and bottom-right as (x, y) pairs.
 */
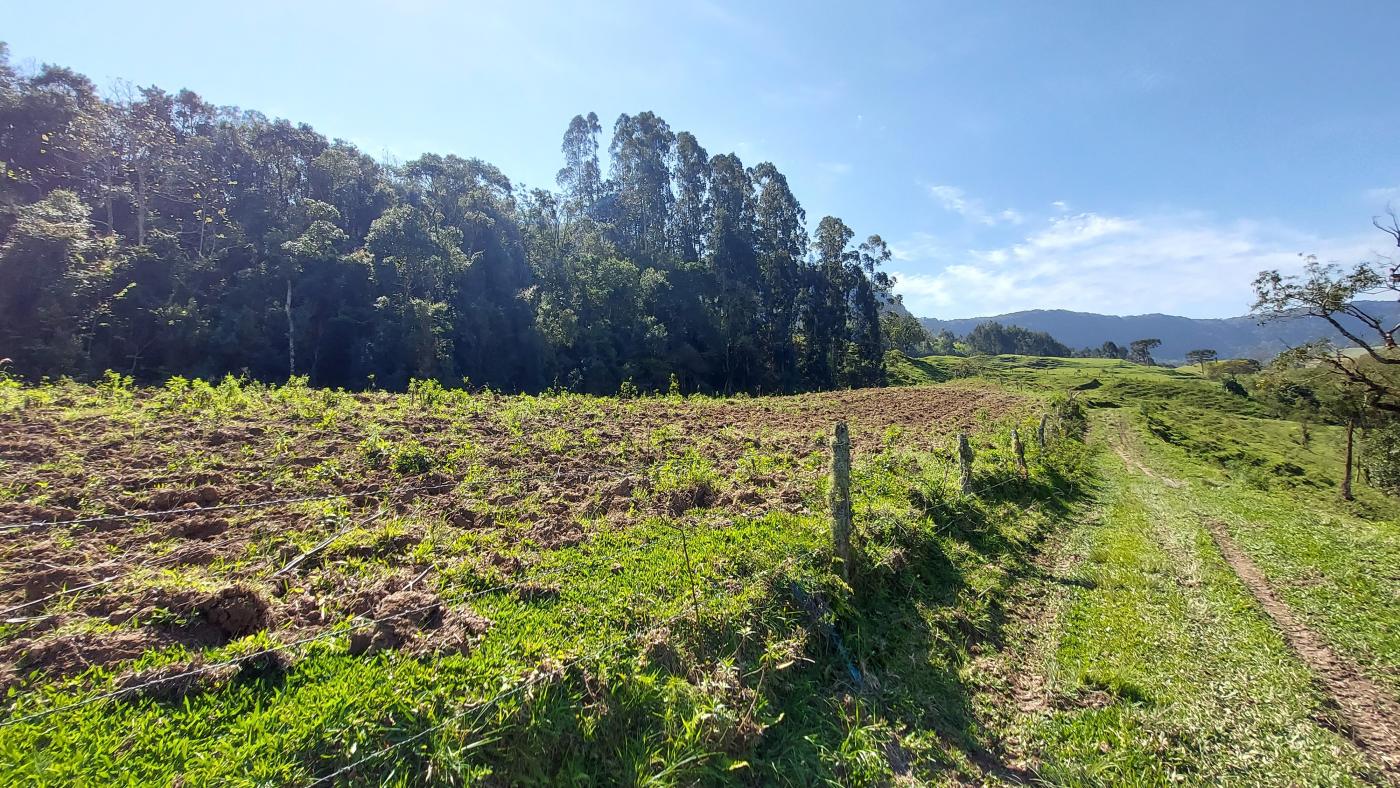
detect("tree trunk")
(1341, 417), (1356, 501)
(135, 167), (147, 246)
(285, 276), (296, 378)
(103, 165), (115, 233)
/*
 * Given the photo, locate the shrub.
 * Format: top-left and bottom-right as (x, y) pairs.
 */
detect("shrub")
(391, 441), (435, 475)
(1222, 377), (1248, 397)
(1363, 421), (1400, 496)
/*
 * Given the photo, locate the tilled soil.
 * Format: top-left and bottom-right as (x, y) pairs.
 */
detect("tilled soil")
(0, 383), (1026, 690)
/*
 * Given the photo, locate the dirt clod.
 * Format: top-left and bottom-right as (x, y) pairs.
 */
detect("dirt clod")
(347, 591), (489, 656)
(0, 630), (159, 690)
(198, 585), (270, 639)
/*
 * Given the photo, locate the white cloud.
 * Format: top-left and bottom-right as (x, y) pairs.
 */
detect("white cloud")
(924, 183), (1022, 226)
(818, 161), (853, 176)
(1019, 212), (1136, 252)
(891, 210), (1379, 320)
(1050, 200), (1069, 212)
(889, 231), (944, 263)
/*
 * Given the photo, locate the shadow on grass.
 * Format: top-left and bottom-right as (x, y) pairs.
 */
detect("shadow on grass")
(307, 463), (1097, 785)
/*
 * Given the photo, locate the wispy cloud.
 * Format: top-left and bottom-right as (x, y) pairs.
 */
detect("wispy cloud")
(817, 161), (853, 176)
(924, 183), (1022, 226)
(891, 210), (1381, 320)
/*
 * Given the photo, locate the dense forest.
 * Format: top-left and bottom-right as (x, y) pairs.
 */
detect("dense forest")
(0, 45), (896, 394)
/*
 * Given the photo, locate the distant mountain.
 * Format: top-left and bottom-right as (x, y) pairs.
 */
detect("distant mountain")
(918, 301), (1400, 363)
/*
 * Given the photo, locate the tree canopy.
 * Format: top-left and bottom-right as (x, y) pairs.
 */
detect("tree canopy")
(0, 46), (894, 395)
(962, 321), (1072, 357)
(1252, 216), (1400, 413)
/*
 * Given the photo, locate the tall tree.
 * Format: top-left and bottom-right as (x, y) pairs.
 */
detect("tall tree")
(556, 112), (602, 217)
(0, 190), (116, 375)
(751, 161), (806, 390)
(1129, 338), (1161, 365)
(607, 112), (674, 262)
(671, 131), (710, 262)
(1185, 348), (1218, 372)
(705, 152), (759, 391)
(804, 216), (857, 388)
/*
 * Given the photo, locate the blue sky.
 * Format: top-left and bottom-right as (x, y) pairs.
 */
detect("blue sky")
(7, 0), (1398, 318)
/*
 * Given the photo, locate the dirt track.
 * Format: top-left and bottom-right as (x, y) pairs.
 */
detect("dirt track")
(1200, 518), (1400, 783)
(1109, 425), (1400, 783)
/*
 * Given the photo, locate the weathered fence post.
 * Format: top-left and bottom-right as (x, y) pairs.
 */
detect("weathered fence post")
(957, 432), (974, 494)
(1012, 428), (1027, 479)
(1036, 413), (1049, 453)
(830, 422), (853, 583)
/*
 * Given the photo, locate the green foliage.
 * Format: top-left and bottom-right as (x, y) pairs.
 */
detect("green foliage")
(1363, 420), (1400, 495)
(650, 449), (721, 511)
(963, 320), (1073, 357)
(390, 441), (435, 475)
(0, 49), (889, 397)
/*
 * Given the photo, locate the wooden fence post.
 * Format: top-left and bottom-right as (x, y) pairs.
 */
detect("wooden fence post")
(1036, 413), (1049, 453)
(1012, 428), (1027, 479)
(957, 432), (974, 494)
(830, 422), (853, 583)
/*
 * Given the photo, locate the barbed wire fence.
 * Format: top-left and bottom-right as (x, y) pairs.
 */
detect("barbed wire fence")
(0, 407), (1074, 782)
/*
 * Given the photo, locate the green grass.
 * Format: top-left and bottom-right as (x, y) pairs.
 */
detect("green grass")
(891, 352), (1268, 418)
(0, 378), (1091, 785)
(1112, 409), (1400, 697)
(5, 356), (1397, 783)
(997, 437), (1375, 784)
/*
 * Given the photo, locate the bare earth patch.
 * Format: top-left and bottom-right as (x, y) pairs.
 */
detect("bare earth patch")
(0, 383), (1027, 687)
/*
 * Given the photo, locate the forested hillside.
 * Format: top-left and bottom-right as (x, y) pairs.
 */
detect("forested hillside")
(919, 302), (1400, 364)
(0, 45), (893, 394)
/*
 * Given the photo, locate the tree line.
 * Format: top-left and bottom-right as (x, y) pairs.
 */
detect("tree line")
(881, 314), (1190, 366)
(0, 46), (894, 394)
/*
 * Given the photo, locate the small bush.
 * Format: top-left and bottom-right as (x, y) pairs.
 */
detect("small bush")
(391, 441), (435, 475)
(651, 450), (720, 514)
(1221, 377), (1248, 397)
(1363, 421), (1400, 496)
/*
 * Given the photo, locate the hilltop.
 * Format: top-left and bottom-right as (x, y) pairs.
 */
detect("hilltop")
(918, 300), (1400, 363)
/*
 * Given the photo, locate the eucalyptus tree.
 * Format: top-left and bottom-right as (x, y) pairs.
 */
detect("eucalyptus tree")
(607, 111), (675, 262)
(705, 152), (760, 391)
(804, 216), (858, 388)
(556, 112), (602, 217)
(670, 131), (710, 262)
(751, 161), (807, 390)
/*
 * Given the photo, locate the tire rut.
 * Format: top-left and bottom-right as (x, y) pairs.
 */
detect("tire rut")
(971, 498), (1091, 783)
(1109, 415), (1400, 783)
(1200, 517), (1400, 784)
